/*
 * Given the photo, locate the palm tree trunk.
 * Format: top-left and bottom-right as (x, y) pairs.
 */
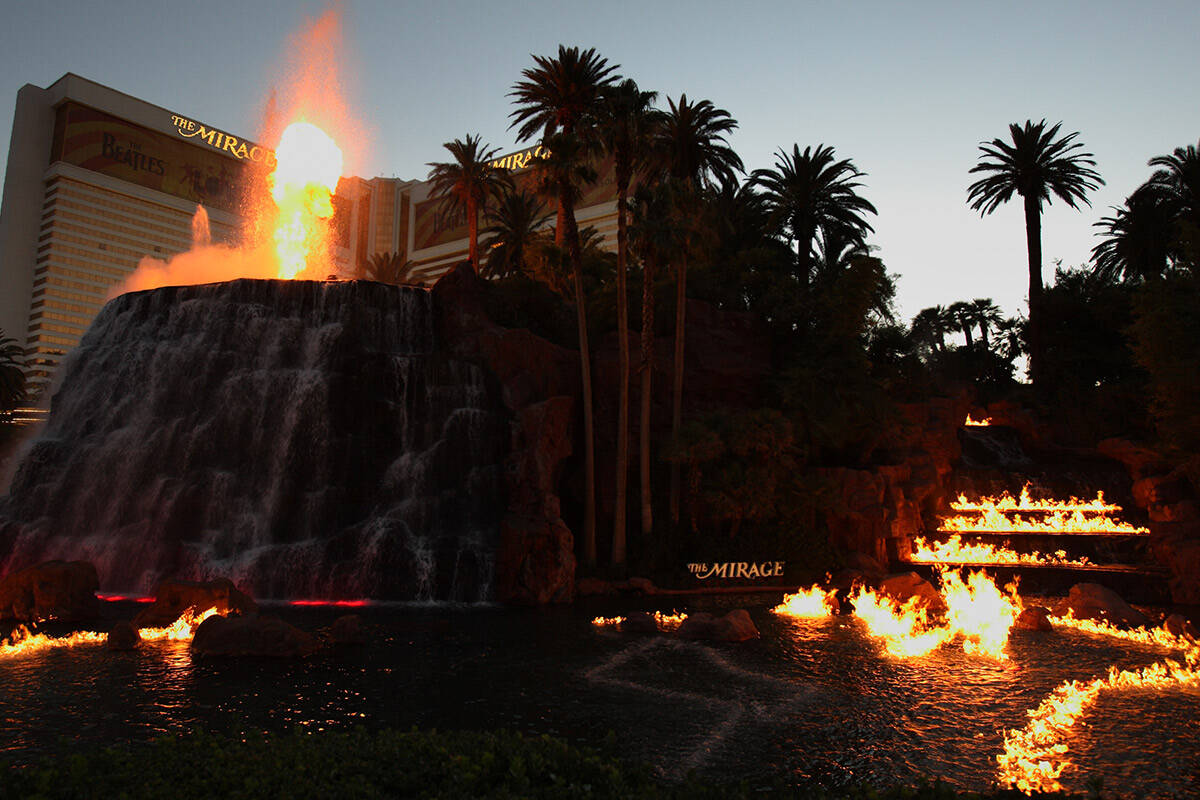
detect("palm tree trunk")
(1023, 194), (1044, 389)
(613, 182), (630, 565)
(961, 323), (973, 348)
(669, 250), (687, 525)
(640, 256), (655, 540)
(468, 198), (479, 274)
(563, 181), (596, 567)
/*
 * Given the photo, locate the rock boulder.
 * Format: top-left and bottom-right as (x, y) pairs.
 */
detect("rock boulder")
(191, 614), (318, 658)
(879, 572), (946, 613)
(1014, 606), (1054, 632)
(0, 560), (100, 622)
(106, 621), (142, 651)
(330, 614), (366, 645)
(1053, 583), (1150, 629)
(133, 578), (256, 629)
(678, 609), (759, 642)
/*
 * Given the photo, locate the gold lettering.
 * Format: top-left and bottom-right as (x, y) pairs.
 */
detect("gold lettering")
(222, 135), (240, 155)
(234, 142), (250, 159)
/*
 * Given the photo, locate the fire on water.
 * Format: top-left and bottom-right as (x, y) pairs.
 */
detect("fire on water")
(0, 606), (219, 658)
(909, 535), (1094, 568)
(940, 484), (1147, 535)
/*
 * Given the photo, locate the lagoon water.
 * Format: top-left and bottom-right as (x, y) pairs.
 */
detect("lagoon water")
(2, 598), (1198, 797)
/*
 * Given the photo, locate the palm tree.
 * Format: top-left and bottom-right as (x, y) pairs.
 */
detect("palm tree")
(629, 181), (685, 542)
(1091, 185), (1176, 284)
(481, 187), (552, 280)
(752, 144), (877, 288)
(1147, 140), (1200, 267)
(426, 135), (507, 275)
(359, 251), (416, 285)
(593, 78), (659, 565)
(911, 306), (952, 355)
(654, 94), (743, 524)
(967, 120), (1103, 388)
(968, 298), (1004, 350)
(946, 301), (975, 347)
(509, 46), (619, 567)
(0, 333), (26, 414)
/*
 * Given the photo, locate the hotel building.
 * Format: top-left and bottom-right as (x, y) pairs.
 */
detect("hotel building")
(0, 74), (617, 397)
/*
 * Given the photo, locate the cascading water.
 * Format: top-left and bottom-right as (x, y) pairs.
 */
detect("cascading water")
(0, 279), (509, 601)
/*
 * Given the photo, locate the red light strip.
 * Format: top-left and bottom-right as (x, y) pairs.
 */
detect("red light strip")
(288, 599), (371, 607)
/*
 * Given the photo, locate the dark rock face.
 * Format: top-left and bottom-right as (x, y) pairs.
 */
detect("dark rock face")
(191, 614), (318, 658)
(1053, 582), (1150, 629)
(133, 578), (257, 628)
(0, 279), (509, 602)
(329, 614), (366, 645)
(0, 560), (100, 622)
(107, 621), (141, 650)
(1014, 606), (1054, 632)
(878, 571), (946, 613)
(677, 609), (759, 642)
(433, 266), (578, 604)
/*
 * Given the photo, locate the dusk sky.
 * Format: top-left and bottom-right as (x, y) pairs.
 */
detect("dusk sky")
(2, 0), (1197, 324)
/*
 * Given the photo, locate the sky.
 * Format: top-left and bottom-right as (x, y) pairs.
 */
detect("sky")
(1, 0), (1197, 324)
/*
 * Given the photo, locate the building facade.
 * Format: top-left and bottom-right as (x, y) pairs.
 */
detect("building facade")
(0, 74), (619, 397)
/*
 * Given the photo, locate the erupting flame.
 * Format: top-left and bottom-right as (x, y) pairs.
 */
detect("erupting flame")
(653, 611), (688, 631)
(0, 607), (219, 658)
(772, 586), (837, 618)
(269, 121), (344, 279)
(996, 648), (1200, 793)
(1050, 612), (1195, 650)
(591, 616), (626, 627)
(850, 568), (1020, 660)
(138, 607), (219, 641)
(0, 627), (106, 658)
(952, 485), (1120, 514)
(910, 535), (1093, 568)
(965, 414), (992, 426)
(938, 485), (1147, 536)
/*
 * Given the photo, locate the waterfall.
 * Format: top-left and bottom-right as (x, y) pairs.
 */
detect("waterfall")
(0, 279), (508, 601)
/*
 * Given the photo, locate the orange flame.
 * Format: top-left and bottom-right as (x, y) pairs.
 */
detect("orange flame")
(965, 414), (992, 426)
(268, 122), (344, 278)
(138, 606), (219, 642)
(910, 535), (1093, 568)
(850, 568), (1020, 660)
(0, 606), (219, 658)
(951, 485), (1120, 514)
(591, 616), (626, 627)
(996, 648), (1200, 793)
(0, 626), (106, 658)
(772, 586), (837, 618)
(589, 612), (689, 632)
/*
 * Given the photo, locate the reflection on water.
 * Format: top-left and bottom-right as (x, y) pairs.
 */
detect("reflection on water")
(1, 602), (1197, 797)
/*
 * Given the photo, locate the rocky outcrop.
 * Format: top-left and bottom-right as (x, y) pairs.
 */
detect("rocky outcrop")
(878, 572), (946, 612)
(677, 609), (760, 642)
(1163, 613), (1198, 640)
(434, 265), (578, 605)
(191, 614), (318, 657)
(330, 614), (366, 645)
(133, 578), (256, 629)
(1053, 582), (1150, 629)
(1014, 606), (1054, 631)
(0, 560), (100, 622)
(107, 621), (142, 651)
(1097, 438), (1169, 480)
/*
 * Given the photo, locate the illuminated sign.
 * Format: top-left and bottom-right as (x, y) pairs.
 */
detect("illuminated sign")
(488, 145), (548, 173)
(170, 114), (273, 165)
(686, 561), (785, 580)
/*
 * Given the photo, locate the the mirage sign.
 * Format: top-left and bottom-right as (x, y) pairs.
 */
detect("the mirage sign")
(686, 561), (786, 581)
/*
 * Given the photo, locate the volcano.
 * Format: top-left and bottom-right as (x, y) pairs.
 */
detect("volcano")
(0, 279), (509, 601)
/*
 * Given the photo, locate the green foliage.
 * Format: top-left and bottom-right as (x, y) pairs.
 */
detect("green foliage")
(0, 728), (1101, 800)
(1130, 271), (1200, 452)
(0, 333), (25, 414)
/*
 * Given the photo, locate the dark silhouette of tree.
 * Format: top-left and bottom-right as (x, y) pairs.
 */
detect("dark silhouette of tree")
(359, 251), (416, 285)
(593, 78), (659, 564)
(426, 135), (506, 274)
(0, 333), (26, 414)
(752, 144), (877, 289)
(967, 120), (1103, 389)
(1092, 185), (1176, 284)
(911, 305), (953, 354)
(653, 94), (743, 524)
(482, 187), (552, 280)
(1146, 140), (1200, 268)
(968, 298), (1004, 350)
(947, 301), (976, 347)
(510, 47), (617, 565)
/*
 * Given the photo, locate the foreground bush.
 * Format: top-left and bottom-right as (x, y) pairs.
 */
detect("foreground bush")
(2, 728), (1093, 799)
